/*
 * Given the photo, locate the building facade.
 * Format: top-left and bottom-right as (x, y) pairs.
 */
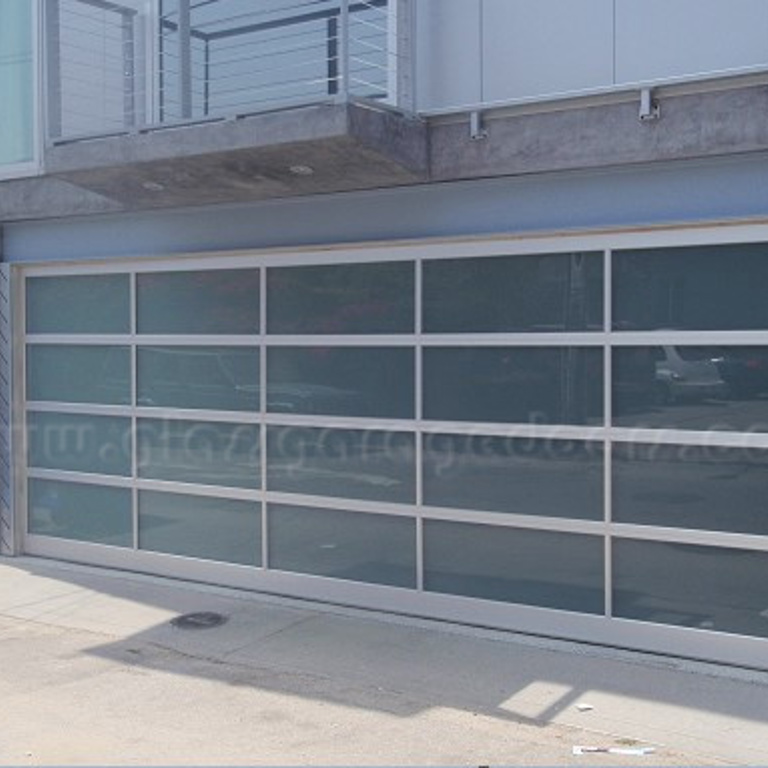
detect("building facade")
(3, 0), (768, 669)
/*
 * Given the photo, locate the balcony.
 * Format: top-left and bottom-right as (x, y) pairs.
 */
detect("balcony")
(39, 0), (426, 212)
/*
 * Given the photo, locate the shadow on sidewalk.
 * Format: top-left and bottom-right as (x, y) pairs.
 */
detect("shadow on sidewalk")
(6, 557), (768, 732)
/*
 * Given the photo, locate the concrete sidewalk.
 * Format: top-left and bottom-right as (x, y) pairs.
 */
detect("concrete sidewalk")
(1, 557), (768, 766)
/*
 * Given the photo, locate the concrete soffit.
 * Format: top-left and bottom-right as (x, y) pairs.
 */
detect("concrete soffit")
(0, 100), (429, 222)
(3, 82), (768, 223)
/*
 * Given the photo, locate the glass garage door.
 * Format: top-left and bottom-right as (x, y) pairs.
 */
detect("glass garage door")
(20, 235), (768, 668)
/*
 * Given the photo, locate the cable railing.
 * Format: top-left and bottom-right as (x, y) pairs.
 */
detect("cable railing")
(45, 0), (411, 143)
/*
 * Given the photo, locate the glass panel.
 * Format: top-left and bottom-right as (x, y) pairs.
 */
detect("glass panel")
(267, 426), (415, 503)
(28, 479), (132, 547)
(27, 345), (131, 405)
(613, 243), (768, 331)
(268, 347), (414, 418)
(423, 434), (602, 520)
(0, 0), (34, 166)
(139, 490), (261, 566)
(269, 503), (416, 588)
(424, 252), (603, 333)
(138, 419), (260, 489)
(137, 346), (259, 411)
(613, 346), (768, 431)
(137, 269), (260, 334)
(613, 442), (768, 535)
(27, 275), (130, 334)
(28, 412), (131, 477)
(423, 347), (603, 425)
(424, 520), (604, 613)
(613, 539), (768, 638)
(268, 261), (414, 334)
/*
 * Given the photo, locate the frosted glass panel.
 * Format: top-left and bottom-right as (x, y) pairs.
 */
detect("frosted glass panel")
(27, 274), (130, 334)
(424, 520), (604, 613)
(268, 347), (414, 418)
(267, 426), (415, 503)
(423, 347), (603, 425)
(614, 244), (768, 331)
(139, 490), (261, 566)
(424, 251), (603, 333)
(269, 503), (416, 587)
(613, 346), (768, 432)
(137, 346), (259, 411)
(137, 269), (260, 334)
(27, 345), (131, 405)
(614, 539), (768, 638)
(613, 442), (768, 535)
(138, 418), (260, 489)
(268, 261), (414, 334)
(423, 434), (602, 519)
(28, 479), (132, 546)
(28, 411), (132, 476)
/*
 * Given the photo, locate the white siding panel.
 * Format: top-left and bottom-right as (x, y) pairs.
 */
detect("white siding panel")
(616, 0), (768, 84)
(415, 0), (482, 111)
(482, 0), (614, 103)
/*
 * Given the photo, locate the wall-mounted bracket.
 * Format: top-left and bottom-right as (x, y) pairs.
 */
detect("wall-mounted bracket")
(469, 110), (487, 140)
(639, 88), (660, 122)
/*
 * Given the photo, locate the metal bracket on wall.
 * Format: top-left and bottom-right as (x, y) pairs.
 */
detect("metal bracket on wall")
(639, 88), (661, 122)
(469, 110), (488, 140)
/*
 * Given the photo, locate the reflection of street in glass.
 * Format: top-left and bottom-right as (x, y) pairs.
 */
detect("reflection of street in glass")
(423, 434), (602, 520)
(613, 442), (768, 535)
(267, 426), (416, 504)
(137, 419), (260, 489)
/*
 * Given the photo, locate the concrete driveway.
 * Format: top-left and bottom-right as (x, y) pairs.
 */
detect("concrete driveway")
(1, 557), (767, 765)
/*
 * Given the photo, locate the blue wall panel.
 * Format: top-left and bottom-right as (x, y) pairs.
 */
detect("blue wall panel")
(5, 154), (768, 263)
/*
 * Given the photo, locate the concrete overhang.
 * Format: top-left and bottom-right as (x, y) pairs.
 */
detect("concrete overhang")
(0, 100), (427, 221)
(3, 79), (768, 224)
(428, 80), (768, 181)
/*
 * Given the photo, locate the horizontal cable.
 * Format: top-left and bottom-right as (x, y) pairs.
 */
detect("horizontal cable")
(189, 0), (327, 31)
(208, 25), (330, 54)
(207, 44), (328, 73)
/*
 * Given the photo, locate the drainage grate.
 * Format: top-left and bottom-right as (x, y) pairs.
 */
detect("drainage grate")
(171, 612), (228, 630)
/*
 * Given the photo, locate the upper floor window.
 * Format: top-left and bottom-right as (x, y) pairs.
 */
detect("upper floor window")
(0, 0), (35, 170)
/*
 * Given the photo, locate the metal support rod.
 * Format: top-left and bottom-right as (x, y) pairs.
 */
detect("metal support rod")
(158, 1), (165, 122)
(204, 38), (210, 116)
(178, 0), (192, 119)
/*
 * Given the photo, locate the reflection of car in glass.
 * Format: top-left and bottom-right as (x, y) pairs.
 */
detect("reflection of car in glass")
(266, 383), (364, 414)
(710, 348), (768, 398)
(137, 348), (259, 410)
(652, 346), (728, 403)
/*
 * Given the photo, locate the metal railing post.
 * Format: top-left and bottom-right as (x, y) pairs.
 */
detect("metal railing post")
(44, 0), (62, 140)
(121, 10), (136, 128)
(327, 15), (339, 96)
(395, 0), (415, 112)
(338, 0), (350, 102)
(178, 0), (192, 119)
